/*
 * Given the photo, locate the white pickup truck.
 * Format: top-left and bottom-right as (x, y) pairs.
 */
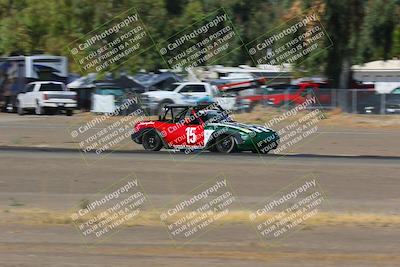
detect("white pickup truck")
(17, 81), (77, 116)
(141, 82), (239, 114)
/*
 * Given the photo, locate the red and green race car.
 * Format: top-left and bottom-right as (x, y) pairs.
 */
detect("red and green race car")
(131, 104), (279, 153)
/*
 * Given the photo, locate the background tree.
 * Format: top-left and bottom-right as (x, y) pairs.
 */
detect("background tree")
(357, 0), (397, 62)
(323, 0), (366, 110)
(1, 0), (399, 103)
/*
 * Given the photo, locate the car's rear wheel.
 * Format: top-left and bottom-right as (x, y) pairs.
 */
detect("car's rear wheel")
(142, 130), (163, 151)
(208, 144), (218, 152)
(216, 135), (236, 153)
(35, 102), (44, 115)
(16, 101), (24, 115)
(207, 140), (219, 152)
(66, 109), (73, 116)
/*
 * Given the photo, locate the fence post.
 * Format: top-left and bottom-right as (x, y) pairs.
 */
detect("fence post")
(380, 94), (386, 115)
(285, 89), (289, 111)
(332, 89), (337, 108)
(352, 90), (356, 113)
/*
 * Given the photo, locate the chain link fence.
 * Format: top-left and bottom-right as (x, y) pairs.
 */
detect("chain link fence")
(322, 89), (400, 115)
(239, 87), (400, 115)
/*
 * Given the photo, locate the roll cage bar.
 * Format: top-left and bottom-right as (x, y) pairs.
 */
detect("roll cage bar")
(159, 104), (225, 123)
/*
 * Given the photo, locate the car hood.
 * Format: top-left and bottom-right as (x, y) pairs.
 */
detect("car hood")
(207, 121), (274, 134)
(143, 91), (179, 98)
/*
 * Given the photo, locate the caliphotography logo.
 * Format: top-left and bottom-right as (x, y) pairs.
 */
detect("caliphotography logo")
(159, 175), (241, 246)
(69, 174), (151, 245)
(249, 174), (327, 244)
(156, 7), (243, 71)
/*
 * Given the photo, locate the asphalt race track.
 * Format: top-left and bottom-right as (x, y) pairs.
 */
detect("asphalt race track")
(0, 148), (399, 266)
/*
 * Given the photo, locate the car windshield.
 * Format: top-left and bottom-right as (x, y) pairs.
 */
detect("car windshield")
(266, 85), (299, 94)
(391, 88), (400, 94)
(200, 110), (234, 123)
(164, 84), (180, 91)
(95, 88), (125, 96)
(39, 83), (65, 91)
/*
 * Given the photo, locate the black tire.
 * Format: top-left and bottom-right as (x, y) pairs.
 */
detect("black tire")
(66, 109), (73, 116)
(207, 141), (219, 152)
(35, 102), (44, 115)
(11, 97), (18, 113)
(216, 135), (236, 153)
(134, 137), (142, 144)
(16, 101), (24, 116)
(142, 130), (163, 151)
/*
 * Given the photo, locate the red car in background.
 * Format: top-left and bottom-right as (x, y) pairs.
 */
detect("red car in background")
(240, 81), (375, 109)
(239, 82), (331, 109)
(265, 82), (332, 107)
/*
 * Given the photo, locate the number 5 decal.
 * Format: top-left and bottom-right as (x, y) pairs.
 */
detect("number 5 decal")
(186, 127), (197, 144)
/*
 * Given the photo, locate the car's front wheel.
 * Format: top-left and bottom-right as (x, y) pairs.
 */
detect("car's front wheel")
(142, 130), (163, 151)
(216, 135), (236, 153)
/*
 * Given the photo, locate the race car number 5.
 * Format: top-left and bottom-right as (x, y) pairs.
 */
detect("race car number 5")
(186, 127), (197, 144)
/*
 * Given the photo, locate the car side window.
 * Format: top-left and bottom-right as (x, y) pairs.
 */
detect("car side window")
(318, 88), (331, 95)
(179, 86), (190, 93)
(185, 110), (201, 125)
(180, 85), (206, 93)
(301, 87), (314, 96)
(39, 83), (64, 91)
(191, 85), (206, 92)
(285, 85), (299, 93)
(163, 109), (173, 122)
(25, 84), (35, 92)
(175, 108), (189, 123)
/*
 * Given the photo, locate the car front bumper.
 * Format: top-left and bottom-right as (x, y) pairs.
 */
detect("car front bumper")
(237, 131), (280, 152)
(386, 108), (400, 114)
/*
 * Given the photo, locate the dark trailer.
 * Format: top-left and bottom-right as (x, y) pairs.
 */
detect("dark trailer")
(0, 55), (68, 112)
